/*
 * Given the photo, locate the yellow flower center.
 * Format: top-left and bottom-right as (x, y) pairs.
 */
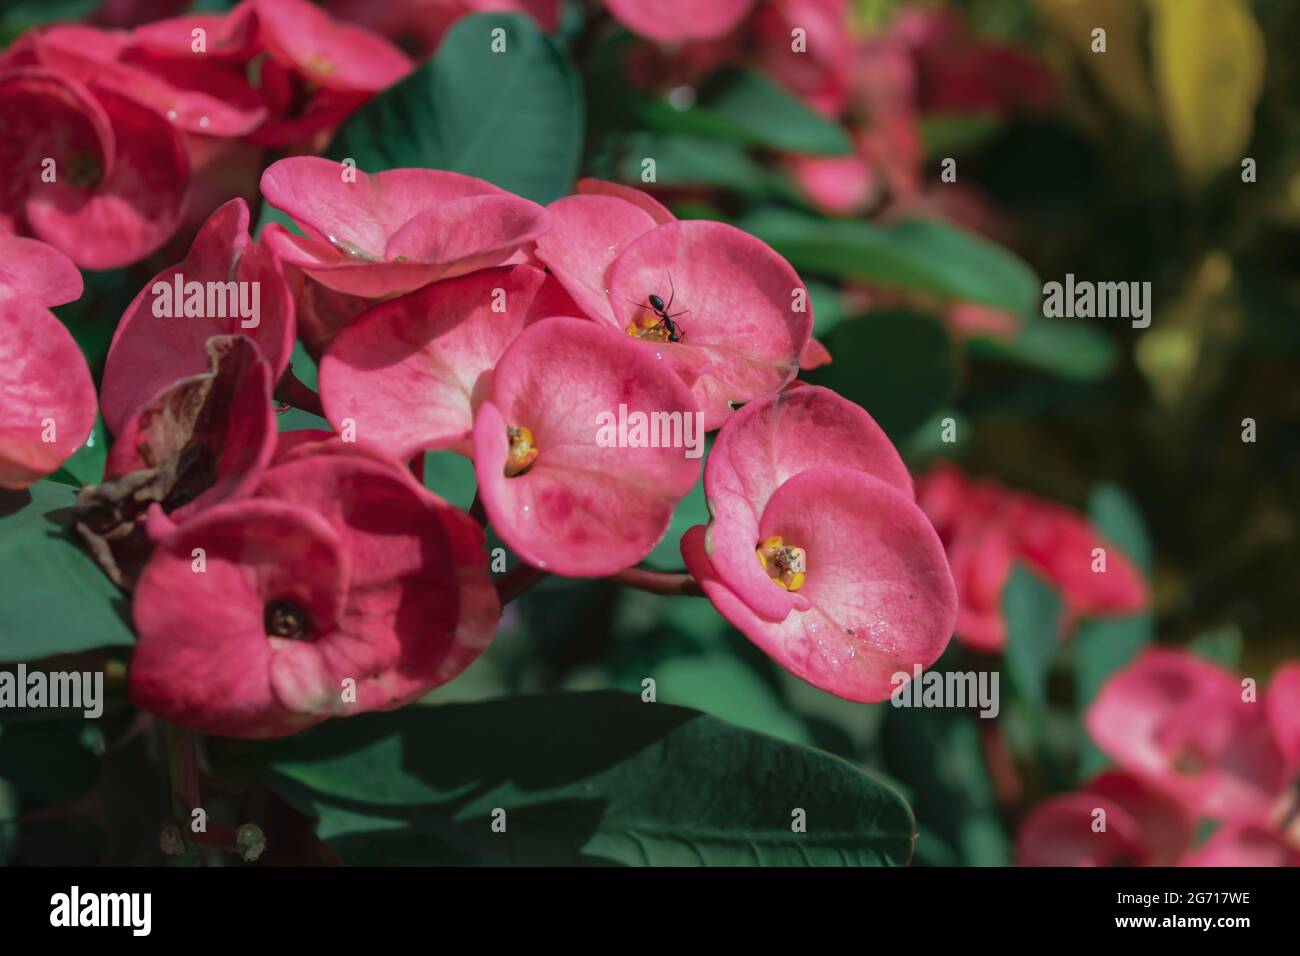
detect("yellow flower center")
(756, 535), (806, 591)
(626, 314), (673, 342)
(505, 424), (539, 477)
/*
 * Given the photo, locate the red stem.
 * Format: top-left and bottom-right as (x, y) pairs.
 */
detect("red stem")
(609, 566), (703, 597)
(274, 366), (324, 418)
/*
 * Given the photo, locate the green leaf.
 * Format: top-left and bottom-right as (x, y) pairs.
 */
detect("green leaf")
(1003, 565), (1063, 712)
(805, 311), (957, 442)
(1072, 483), (1153, 779)
(229, 691), (915, 865)
(882, 705), (1010, 866)
(1087, 482), (1153, 573)
(0, 482), (134, 662)
(919, 111), (1004, 159)
(635, 69), (851, 156)
(327, 13), (583, 204)
(740, 208), (1041, 319)
(599, 133), (791, 198)
(967, 321), (1118, 382)
(47, 416), (107, 489)
(1187, 624), (1243, 669)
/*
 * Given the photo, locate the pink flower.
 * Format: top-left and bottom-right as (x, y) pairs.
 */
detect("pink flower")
(533, 193), (812, 429)
(680, 385), (956, 702)
(99, 198), (294, 437)
(604, 0), (754, 44)
(0, 67), (189, 269)
(261, 157), (550, 300)
(325, 0), (562, 59)
(129, 450), (498, 738)
(473, 316), (700, 576)
(752, 0), (852, 117)
(31, 24), (266, 138)
(0, 238), (96, 490)
(1017, 771), (1192, 867)
(915, 462), (1147, 651)
(77, 335), (278, 588)
(1181, 824), (1300, 867)
(1087, 650), (1291, 825)
(320, 265), (569, 460)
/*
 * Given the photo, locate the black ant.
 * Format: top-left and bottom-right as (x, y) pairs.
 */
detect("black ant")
(626, 273), (688, 342)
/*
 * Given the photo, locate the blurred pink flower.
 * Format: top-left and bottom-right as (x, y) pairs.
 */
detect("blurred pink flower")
(915, 461), (1147, 652)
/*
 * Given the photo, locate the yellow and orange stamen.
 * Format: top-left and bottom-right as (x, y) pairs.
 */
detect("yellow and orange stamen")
(505, 424), (539, 477)
(756, 535), (807, 591)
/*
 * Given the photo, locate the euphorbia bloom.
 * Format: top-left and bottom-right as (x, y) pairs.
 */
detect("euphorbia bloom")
(320, 265), (571, 460)
(472, 316), (700, 576)
(915, 461), (1147, 651)
(130, 450), (498, 738)
(1017, 771), (1192, 867)
(99, 198), (294, 437)
(0, 67), (188, 269)
(0, 238), (96, 490)
(534, 193), (812, 428)
(260, 157), (550, 300)
(681, 385), (956, 702)
(603, 0), (754, 43)
(1087, 650), (1293, 825)
(77, 336), (276, 588)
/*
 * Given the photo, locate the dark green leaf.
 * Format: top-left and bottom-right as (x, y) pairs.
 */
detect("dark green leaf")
(920, 111), (1004, 159)
(327, 13), (583, 204)
(740, 208), (1041, 319)
(1004, 565), (1062, 712)
(1187, 625), (1243, 669)
(229, 691), (915, 865)
(882, 705), (1010, 866)
(0, 482), (133, 661)
(635, 70), (851, 156)
(806, 311), (957, 442)
(967, 321), (1118, 381)
(1073, 484), (1153, 778)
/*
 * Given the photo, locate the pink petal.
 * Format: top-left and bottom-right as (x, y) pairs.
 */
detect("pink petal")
(321, 265), (553, 460)
(1016, 791), (1150, 867)
(0, 296), (97, 489)
(1181, 823), (1300, 867)
(532, 193), (658, 325)
(260, 157), (547, 298)
(100, 198), (294, 436)
(1267, 661), (1300, 773)
(0, 236), (82, 307)
(256, 451), (498, 707)
(606, 220), (812, 428)
(130, 498), (351, 738)
(473, 317), (700, 576)
(704, 385), (913, 622)
(603, 0), (754, 43)
(254, 0), (413, 93)
(684, 465), (957, 703)
(576, 177), (675, 224)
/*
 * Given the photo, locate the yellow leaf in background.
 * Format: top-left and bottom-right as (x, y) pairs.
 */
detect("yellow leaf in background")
(1149, 0), (1264, 187)
(1035, 0), (1157, 122)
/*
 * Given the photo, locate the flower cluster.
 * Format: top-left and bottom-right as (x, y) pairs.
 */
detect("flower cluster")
(3, 149), (953, 735)
(1018, 650), (1300, 867)
(0, 0), (411, 268)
